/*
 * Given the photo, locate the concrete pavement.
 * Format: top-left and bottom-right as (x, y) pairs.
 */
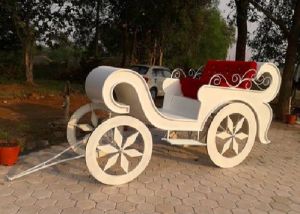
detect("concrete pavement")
(0, 122), (299, 214)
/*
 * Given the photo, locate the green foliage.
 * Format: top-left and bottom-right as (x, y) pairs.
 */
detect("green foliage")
(165, 8), (234, 68)
(248, 1), (300, 65)
(0, 3), (21, 51)
(199, 9), (235, 62)
(0, 129), (9, 140)
(249, 19), (288, 64)
(0, 50), (23, 79)
(7, 0), (73, 44)
(0, 0), (234, 80)
(92, 0), (234, 67)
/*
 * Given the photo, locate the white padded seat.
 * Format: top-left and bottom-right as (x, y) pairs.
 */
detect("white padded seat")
(159, 94), (200, 121)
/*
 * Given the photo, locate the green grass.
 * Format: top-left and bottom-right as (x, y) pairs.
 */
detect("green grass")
(0, 129), (9, 140)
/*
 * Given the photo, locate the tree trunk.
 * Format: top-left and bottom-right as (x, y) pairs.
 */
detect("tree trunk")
(159, 47), (163, 66)
(235, 0), (248, 61)
(129, 28), (137, 65)
(94, 0), (101, 58)
(63, 81), (71, 123)
(24, 43), (33, 84)
(277, 0), (300, 119)
(121, 24), (128, 67)
(152, 39), (157, 65)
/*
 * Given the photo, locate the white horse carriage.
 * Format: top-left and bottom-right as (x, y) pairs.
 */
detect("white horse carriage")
(65, 61), (281, 185)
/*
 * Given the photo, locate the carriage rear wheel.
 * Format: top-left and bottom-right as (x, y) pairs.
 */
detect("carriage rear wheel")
(86, 116), (152, 185)
(207, 103), (257, 168)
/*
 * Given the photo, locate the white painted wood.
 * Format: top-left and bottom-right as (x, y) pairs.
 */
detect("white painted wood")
(207, 103), (257, 168)
(80, 62), (281, 181)
(67, 103), (107, 155)
(197, 63), (281, 144)
(85, 116), (152, 185)
(158, 108), (197, 121)
(7, 141), (84, 181)
(14, 63), (281, 182)
(162, 138), (206, 146)
(160, 95), (200, 120)
(85, 66), (203, 131)
(86, 63), (279, 142)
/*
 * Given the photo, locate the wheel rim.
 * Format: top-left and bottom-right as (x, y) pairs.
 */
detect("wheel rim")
(86, 116), (152, 185)
(207, 103), (256, 168)
(67, 103), (106, 155)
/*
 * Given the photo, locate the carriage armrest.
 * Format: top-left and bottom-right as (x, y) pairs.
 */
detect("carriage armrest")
(162, 78), (183, 96)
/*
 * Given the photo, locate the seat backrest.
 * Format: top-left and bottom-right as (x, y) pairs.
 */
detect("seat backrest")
(180, 60), (257, 99)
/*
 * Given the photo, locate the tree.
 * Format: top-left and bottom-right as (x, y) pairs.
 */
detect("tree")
(248, 0), (300, 119)
(2, 0), (72, 84)
(71, 0), (111, 58)
(234, 0), (249, 61)
(104, 0), (233, 67)
(165, 8), (234, 68)
(249, 18), (288, 65)
(0, 4), (21, 51)
(0, 4), (22, 78)
(69, 0), (233, 68)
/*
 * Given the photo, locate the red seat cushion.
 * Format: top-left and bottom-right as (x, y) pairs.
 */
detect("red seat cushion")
(180, 60), (257, 99)
(180, 78), (206, 99)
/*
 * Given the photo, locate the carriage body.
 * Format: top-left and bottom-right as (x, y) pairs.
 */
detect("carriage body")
(67, 62), (281, 185)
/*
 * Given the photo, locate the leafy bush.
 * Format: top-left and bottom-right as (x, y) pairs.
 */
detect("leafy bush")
(0, 50), (23, 79)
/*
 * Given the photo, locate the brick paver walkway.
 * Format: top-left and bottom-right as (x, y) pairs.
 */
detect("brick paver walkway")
(0, 122), (299, 214)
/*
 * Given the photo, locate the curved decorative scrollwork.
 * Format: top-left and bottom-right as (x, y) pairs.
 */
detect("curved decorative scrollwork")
(208, 68), (271, 90)
(252, 75), (272, 90)
(171, 66), (203, 79)
(188, 66), (203, 79)
(171, 68), (186, 79)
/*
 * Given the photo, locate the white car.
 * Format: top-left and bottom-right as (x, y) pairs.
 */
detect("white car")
(130, 65), (171, 98)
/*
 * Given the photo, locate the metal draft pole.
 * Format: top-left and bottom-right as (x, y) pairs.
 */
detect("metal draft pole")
(7, 142), (84, 181)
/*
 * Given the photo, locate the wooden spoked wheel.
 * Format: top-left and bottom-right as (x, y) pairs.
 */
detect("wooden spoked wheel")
(67, 103), (107, 155)
(85, 116), (152, 185)
(207, 103), (257, 168)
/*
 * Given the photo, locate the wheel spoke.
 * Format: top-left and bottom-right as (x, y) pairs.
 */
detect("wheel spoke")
(227, 116), (234, 134)
(104, 153), (119, 171)
(123, 132), (139, 149)
(120, 153), (129, 173)
(123, 149), (143, 157)
(81, 133), (91, 145)
(216, 131), (231, 140)
(234, 117), (245, 134)
(97, 144), (118, 155)
(97, 150), (108, 158)
(221, 138), (232, 155)
(114, 128), (123, 148)
(76, 124), (94, 132)
(232, 138), (239, 154)
(91, 110), (98, 128)
(235, 132), (248, 140)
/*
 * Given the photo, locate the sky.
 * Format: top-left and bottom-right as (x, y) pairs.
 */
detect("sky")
(218, 0), (258, 60)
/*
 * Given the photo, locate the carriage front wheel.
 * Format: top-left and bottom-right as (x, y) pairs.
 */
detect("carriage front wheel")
(67, 103), (107, 155)
(207, 103), (257, 168)
(86, 116), (152, 185)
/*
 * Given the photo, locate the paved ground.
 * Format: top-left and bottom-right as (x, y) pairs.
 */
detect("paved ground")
(0, 121), (299, 214)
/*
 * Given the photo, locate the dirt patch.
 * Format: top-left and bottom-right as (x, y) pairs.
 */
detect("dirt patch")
(0, 79), (165, 154)
(0, 90), (89, 154)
